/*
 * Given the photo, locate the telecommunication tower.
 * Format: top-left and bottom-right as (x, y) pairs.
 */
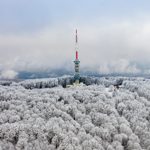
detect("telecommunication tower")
(74, 30), (80, 84)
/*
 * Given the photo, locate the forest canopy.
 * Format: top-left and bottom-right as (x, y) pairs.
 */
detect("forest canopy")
(0, 76), (150, 150)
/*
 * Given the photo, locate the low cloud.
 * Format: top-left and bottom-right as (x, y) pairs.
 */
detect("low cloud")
(0, 15), (150, 76)
(144, 69), (150, 75)
(98, 59), (141, 75)
(0, 70), (18, 79)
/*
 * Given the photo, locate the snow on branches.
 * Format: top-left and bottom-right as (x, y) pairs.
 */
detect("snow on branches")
(0, 76), (150, 149)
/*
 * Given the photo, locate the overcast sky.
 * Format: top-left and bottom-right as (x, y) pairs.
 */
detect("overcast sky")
(1, 0), (150, 79)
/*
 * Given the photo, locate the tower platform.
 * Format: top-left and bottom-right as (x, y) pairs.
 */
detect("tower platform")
(74, 59), (80, 80)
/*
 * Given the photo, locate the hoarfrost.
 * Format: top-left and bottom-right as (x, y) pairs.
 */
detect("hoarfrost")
(0, 76), (150, 149)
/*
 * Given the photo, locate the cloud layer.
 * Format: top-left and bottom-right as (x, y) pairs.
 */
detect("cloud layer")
(0, 70), (18, 79)
(97, 59), (141, 75)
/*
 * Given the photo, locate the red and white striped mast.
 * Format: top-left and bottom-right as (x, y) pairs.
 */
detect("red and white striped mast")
(75, 29), (78, 59)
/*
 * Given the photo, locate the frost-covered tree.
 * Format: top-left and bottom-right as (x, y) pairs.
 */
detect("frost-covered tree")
(0, 76), (150, 149)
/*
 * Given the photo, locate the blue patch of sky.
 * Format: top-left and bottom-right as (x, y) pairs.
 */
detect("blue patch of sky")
(0, 0), (150, 33)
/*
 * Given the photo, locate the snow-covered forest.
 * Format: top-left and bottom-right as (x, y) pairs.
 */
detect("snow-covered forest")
(0, 76), (150, 150)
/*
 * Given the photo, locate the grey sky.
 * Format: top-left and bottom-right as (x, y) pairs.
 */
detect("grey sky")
(0, 0), (150, 78)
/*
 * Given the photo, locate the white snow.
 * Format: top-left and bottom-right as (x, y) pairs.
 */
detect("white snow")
(0, 76), (150, 150)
